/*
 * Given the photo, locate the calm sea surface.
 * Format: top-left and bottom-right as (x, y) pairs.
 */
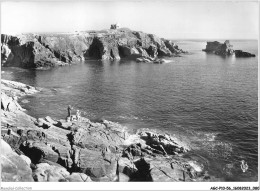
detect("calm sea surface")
(2, 40), (258, 181)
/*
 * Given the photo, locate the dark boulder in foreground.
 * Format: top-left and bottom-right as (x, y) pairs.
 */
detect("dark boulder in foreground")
(203, 40), (255, 58)
(235, 50), (255, 57)
(1, 28), (186, 68)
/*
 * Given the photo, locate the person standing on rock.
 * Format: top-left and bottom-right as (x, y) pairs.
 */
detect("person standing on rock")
(67, 105), (72, 122)
(76, 110), (81, 122)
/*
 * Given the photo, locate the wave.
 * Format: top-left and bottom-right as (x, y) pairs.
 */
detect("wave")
(118, 115), (140, 120)
(21, 99), (30, 104)
(188, 160), (204, 172)
(162, 59), (172, 63)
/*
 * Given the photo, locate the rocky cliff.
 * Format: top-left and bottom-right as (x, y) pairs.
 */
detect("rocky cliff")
(1, 79), (213, 182)
(1, 29), (186, 68)
(202, 40), (255, 57)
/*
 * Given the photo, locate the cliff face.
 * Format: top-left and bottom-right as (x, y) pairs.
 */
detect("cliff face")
(1, 29), (186, 68)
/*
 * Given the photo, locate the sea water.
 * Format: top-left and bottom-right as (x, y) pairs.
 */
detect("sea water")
(2, 40), (258, 181)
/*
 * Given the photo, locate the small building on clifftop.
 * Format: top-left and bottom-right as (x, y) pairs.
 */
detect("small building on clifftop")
(110, 23), (120, 29)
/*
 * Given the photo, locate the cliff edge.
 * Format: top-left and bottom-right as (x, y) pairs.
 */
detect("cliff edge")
(1, 28), (186, 68)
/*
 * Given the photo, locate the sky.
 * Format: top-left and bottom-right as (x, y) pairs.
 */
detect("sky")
(0, 0), (259, 39)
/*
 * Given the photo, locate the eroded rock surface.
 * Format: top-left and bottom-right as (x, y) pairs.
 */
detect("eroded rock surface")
(1, 29), (186, 68)
(1, 139), (34, 182)
(1, 79), (211, 182)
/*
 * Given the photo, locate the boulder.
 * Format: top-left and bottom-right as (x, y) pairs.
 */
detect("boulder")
(118, 172), (130, 182)
(149, 161), (188, 182)
(118, 157), (138, 177)
(32, 163), (70, 182)
(2, 129), (23, 150)
(45, 116), (58, 125)
(36, 118), (52, 129)
(65, 173), (92, 182)
(21, 141), (59, 164)
(79, 149), (118, 181)
(54, 119), (74, 130)
(20, 154), (31, 166)
(1, 139), (34, 182)
(69, 121), (127, 151)
(132, 157), (198, 182)
(1, 92), (23, 112)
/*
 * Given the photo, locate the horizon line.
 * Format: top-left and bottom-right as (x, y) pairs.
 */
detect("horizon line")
(1, 32), (258, 41)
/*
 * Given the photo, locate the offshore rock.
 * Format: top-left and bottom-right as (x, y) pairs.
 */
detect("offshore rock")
(235, 50), (255, 57)
(203, 40), (255, 58)
(202, 40), (234, 56)
(1, 28), (186, 68)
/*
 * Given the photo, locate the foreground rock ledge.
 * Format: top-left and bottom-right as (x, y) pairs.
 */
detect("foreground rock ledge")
(1, 28), (186, 68)
(1, 79), (213, 182)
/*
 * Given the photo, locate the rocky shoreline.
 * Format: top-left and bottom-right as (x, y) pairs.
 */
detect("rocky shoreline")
(1, 28), (186, 69)
(1, 79), (213, 182)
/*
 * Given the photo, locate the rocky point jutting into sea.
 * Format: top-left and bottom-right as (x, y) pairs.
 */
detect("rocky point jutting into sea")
(1, 79), (214, 182)
(1, 27), (187, 69)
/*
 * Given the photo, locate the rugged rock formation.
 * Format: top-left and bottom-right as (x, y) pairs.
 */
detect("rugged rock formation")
(1, 139), (34, 182)
(1, 80), (38, 112)
(235, 50), (255, 57)
(1, 79), (212, 182)
(202, 40), (234, 56)
(1, 29), (186, 68)
(203, 40), (256, 58)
